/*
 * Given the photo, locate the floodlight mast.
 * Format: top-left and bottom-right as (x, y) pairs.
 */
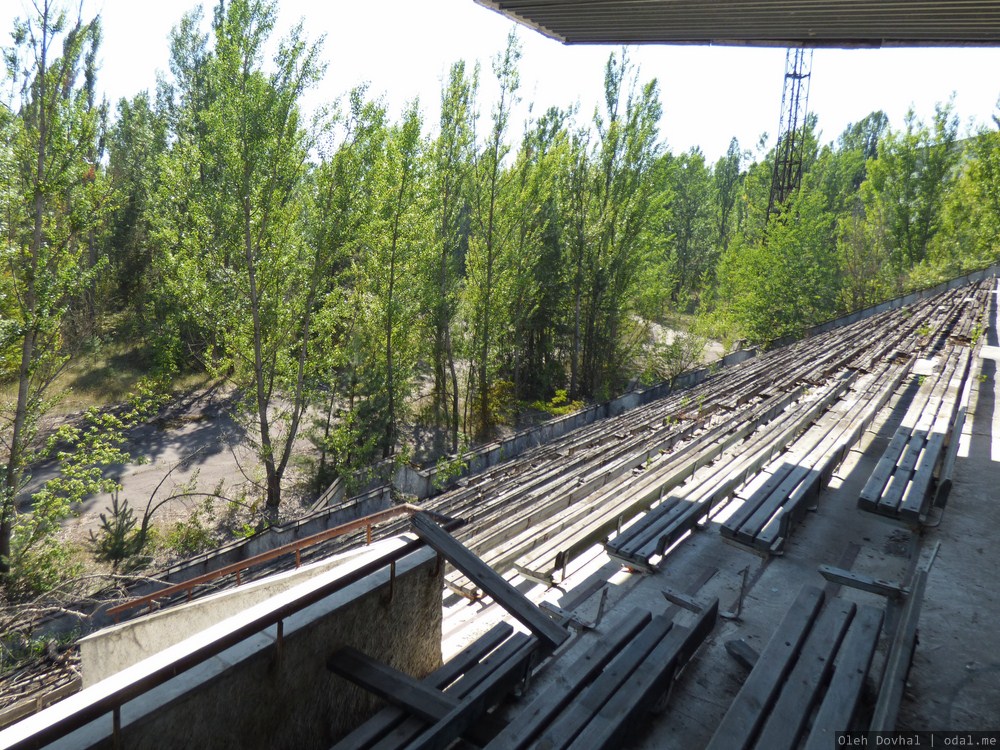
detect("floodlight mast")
(767, 48), (814, 223)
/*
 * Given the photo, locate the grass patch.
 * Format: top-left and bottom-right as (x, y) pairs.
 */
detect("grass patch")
(1, 339), (214, 417)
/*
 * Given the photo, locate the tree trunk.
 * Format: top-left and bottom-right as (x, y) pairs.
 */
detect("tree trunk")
(2, 13), (50, 584)
(244, 188), (280, 510)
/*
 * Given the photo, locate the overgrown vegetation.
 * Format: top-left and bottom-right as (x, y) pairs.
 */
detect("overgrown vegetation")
(3, 0), (1000, 602)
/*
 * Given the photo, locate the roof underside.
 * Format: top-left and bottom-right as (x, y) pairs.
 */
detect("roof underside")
(474, 1), (1000, 47)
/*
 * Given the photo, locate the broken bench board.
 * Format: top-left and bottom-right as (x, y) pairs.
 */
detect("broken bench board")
(486, 598), (719, 750)
(706, 586), (884, 750)
(332, 622), (514, 750)
(411, 513), (570, 651)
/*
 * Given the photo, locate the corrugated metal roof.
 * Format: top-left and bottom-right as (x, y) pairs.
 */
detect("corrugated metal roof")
(474, 1), (1000, 47)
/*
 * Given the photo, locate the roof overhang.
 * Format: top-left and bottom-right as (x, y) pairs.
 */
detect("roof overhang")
(474, 1), (1000, 48)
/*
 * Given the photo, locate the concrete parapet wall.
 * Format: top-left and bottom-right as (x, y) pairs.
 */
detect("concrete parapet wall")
(27, 539), (442, 750)
(772, 262), (1000, 349)
(396, 346), (759, 499)
(79, 544), (385, 686)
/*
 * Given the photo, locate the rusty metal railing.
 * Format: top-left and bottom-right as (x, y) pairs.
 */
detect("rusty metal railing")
(2, 512), (463, 750)
(107, 504), (429, 621)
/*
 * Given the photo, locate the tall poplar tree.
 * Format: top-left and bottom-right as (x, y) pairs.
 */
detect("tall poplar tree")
(466, 31), (520, 437)
(0, 2), (108, 590)
(162, 0), (324, 513)
(428, 61), (477, 451)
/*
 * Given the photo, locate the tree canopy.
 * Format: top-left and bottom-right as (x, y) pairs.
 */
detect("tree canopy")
(3, 0), (1000, 598)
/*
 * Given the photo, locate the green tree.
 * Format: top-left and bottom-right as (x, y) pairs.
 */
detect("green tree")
(861, 103), (960, 291)
(305, 88), (387, 487)
(427, 61), (477, 451)
(664, 147), (715, 308)
(507, 107), (572, 399)
(356, 102), (427, 457)
(579, 49), (666, 397)
(716, 174), (839, 344)
(713, 137), (743, 256)
(105, 92), (168, 324)
(161, 0), (324, 513)
(0, 2), (110, 592)
(466, 30), (520, 437)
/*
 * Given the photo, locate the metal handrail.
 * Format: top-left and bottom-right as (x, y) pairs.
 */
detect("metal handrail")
(3, 514), (463, 750)
(107, 504), (426, 621)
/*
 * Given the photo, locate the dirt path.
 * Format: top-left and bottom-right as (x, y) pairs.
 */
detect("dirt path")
(22, 385), (264, 546)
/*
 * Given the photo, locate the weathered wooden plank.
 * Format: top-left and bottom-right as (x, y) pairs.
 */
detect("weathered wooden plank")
(753, 468), (824, 553)
(877, 430), (927, 514)
(734, 461), (814, 545)
(411, 513), (569, 650)
(328, 647), (457, 723)
(758, 361), (914, 550)
(366, 635), (531, 750)
(817, 565), (907, 599)
(900, 349), (970, 521)
(330, 622), (514, 750)
(565, 599), (719, 750)
(704, 586), (825, 750)
(614, 497), (685, 558)
(721, 461), (798, 540)
(859, 426), (911, 510)
(753, 600), (856, 750)
(403, 636), (539, 750)
(530, 614), (675, 750)
(803, 605), (885, 750)
(871, 568), (929, 731)
(515, 387), (807, 584)
(483, 608), (653, 750)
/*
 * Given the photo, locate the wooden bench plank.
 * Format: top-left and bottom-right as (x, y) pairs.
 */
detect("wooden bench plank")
(859, 426), (910, 510)
(411, 513), (569, 650)
(328, 647), (458, 723)
(753, 599), (856, 750)
(565, 599), (720, 750)
(330, 622), (514, 750)
(705, 586), (825, 750)
(899, 432), (945, 520)
(803, 605), (885, 750)
(531, 614), (675, 750)
(721, 462), (798, 540)
(404, 636), (538, 750)
(877, 430), (927, 514)
(483, 608), (653, 750)
(366, 634), (531, 750)
(871, 568), (929, 730)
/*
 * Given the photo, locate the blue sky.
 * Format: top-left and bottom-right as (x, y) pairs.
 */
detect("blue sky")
(4, 0), (1000, 161)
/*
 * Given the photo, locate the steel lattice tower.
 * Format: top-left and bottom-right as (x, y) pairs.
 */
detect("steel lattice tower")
(767, 48), (814, 222)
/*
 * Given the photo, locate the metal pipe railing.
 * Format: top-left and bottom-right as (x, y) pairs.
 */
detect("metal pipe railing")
(107, 504), (428, 621)
(3, 513), (463, 750)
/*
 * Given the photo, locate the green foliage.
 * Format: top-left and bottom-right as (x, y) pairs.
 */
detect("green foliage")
(488, 380), (519, 427)
(432, 438), (470, 490)
(9, 0), (1000, 597)
(156, 0), (325, 511)
(715, 176), (839, 345)
(1, 0), (114, 593)
(164, 499), (218, 558)
(88, 492), (151, 570)
(529, 389), (584, 417)
(641, 332), (706, 385)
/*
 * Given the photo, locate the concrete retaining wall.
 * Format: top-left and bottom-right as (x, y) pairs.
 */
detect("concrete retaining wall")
(394, 347), (758, 499)
(29, 539), (442, 750)
(79, 544), (388, 686)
